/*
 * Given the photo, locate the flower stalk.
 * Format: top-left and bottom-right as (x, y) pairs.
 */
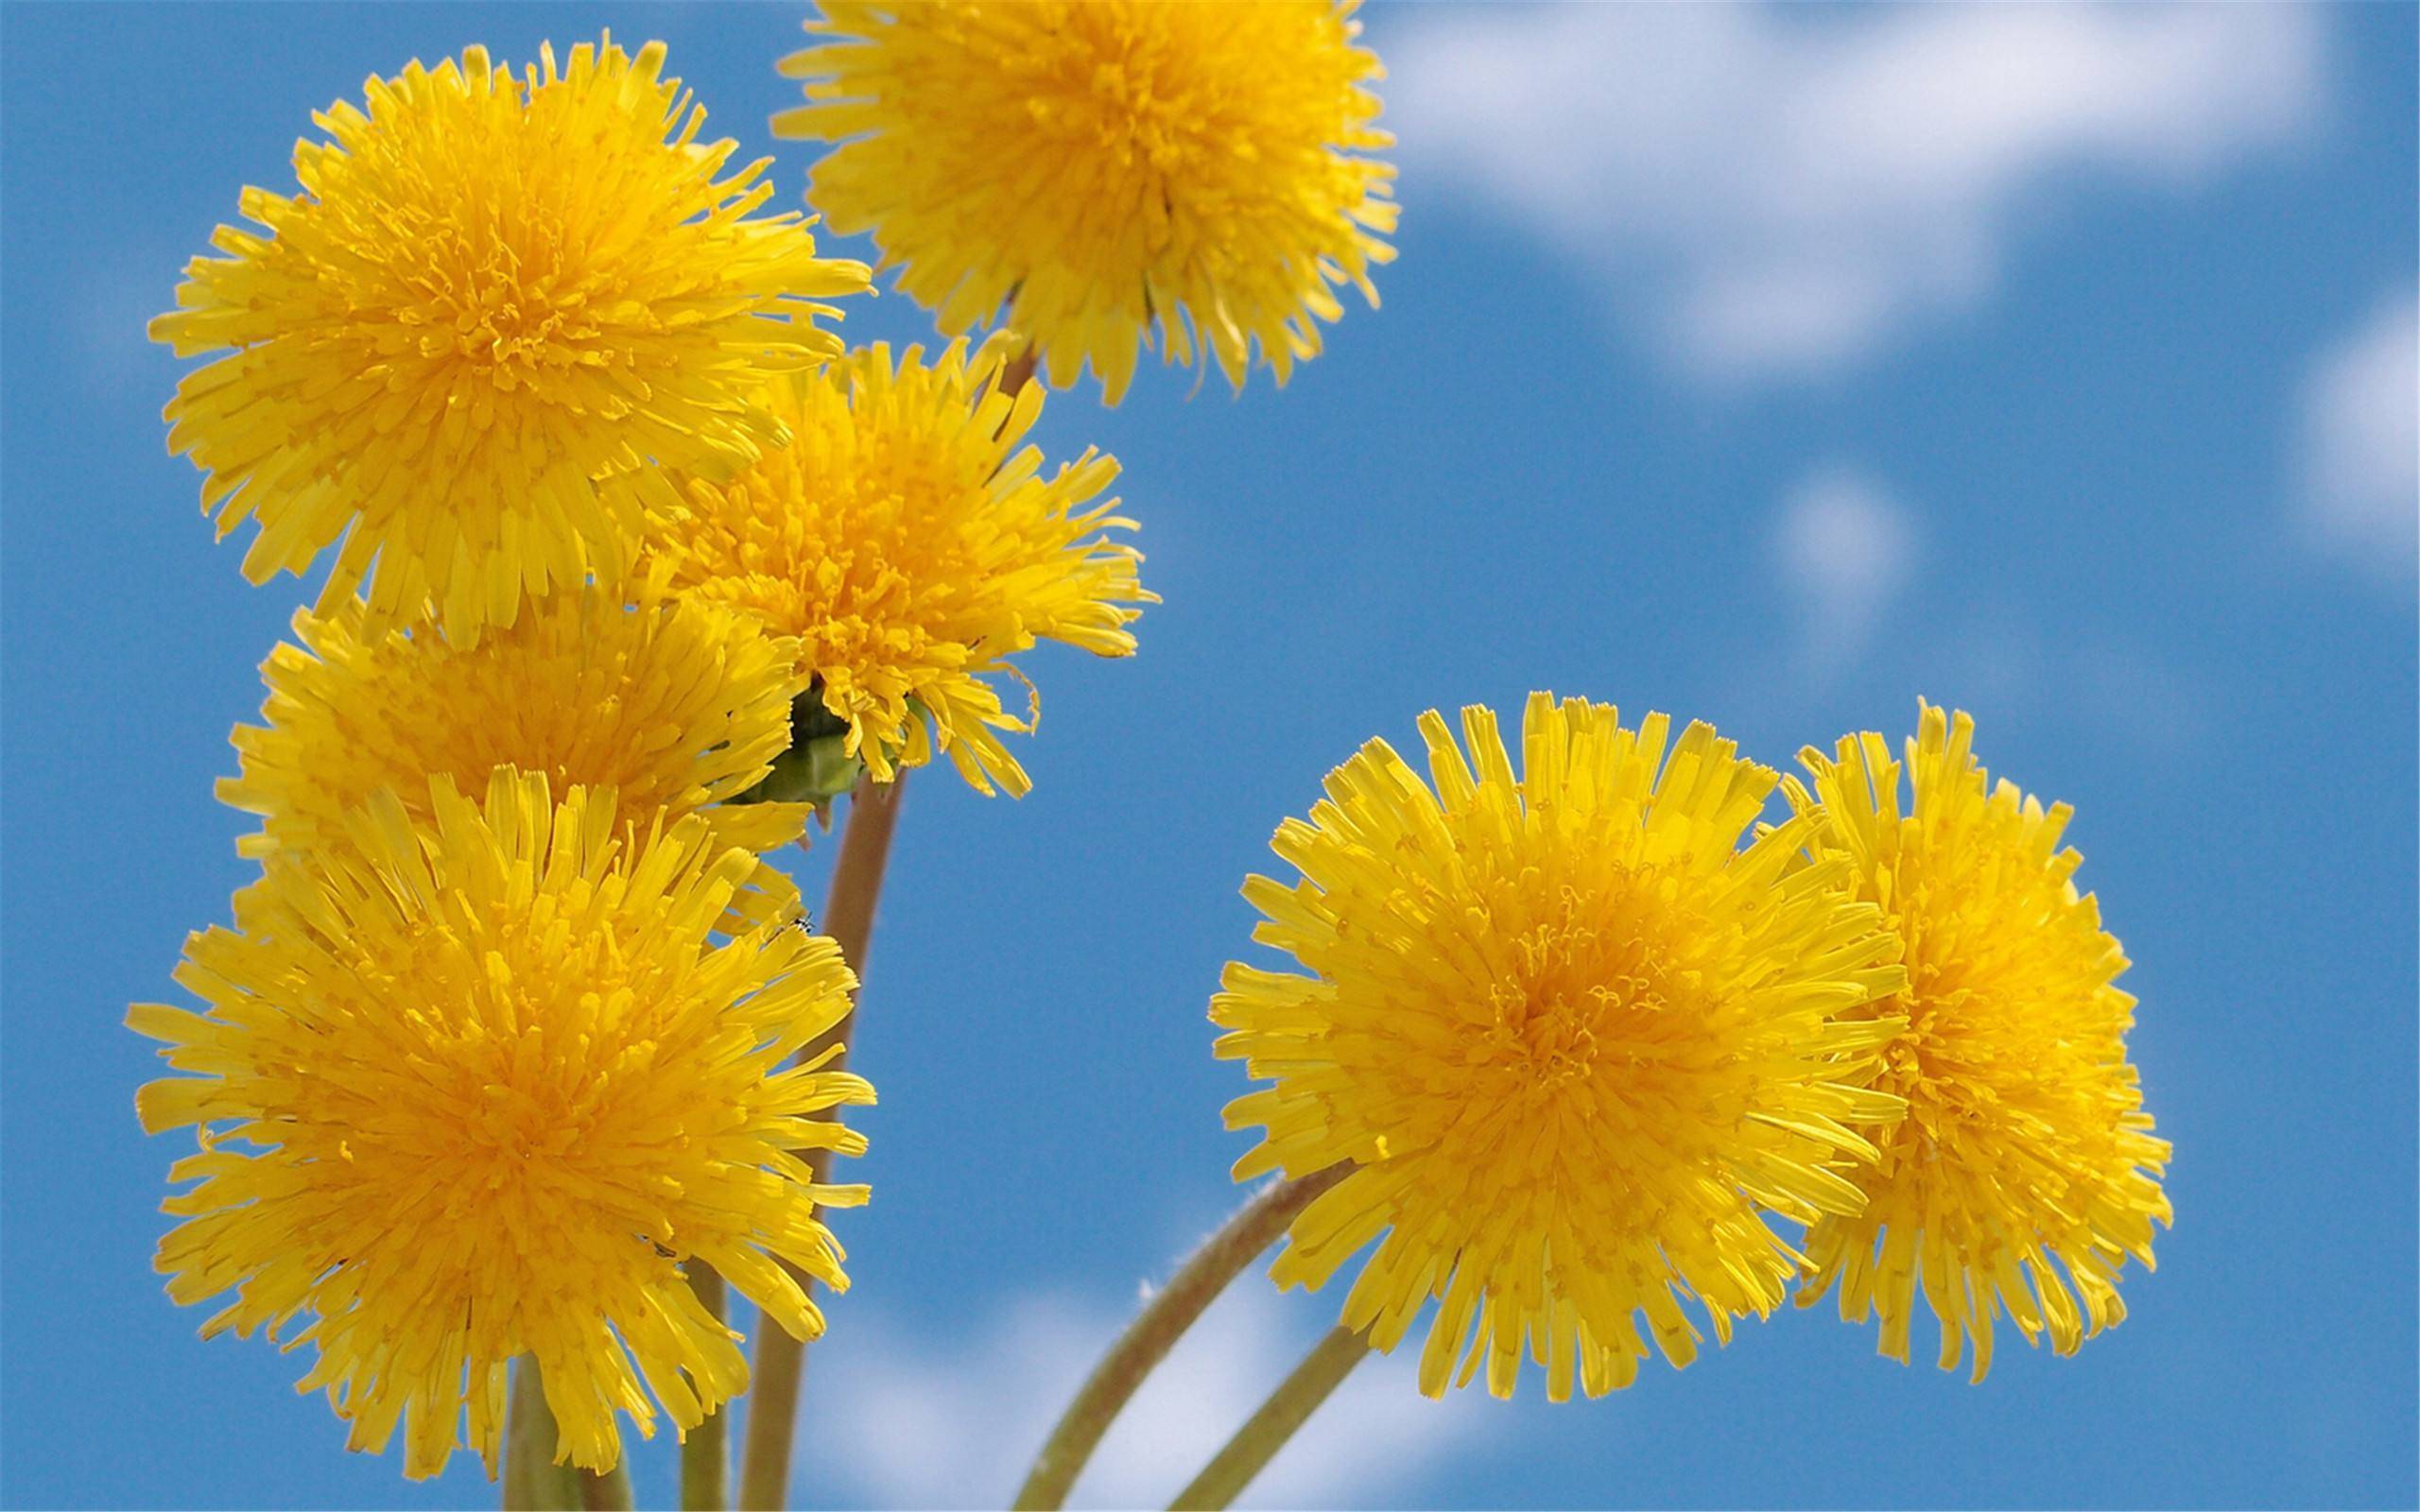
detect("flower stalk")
(503, 1358), (633, 1512)
(737, 774), (908, 1511)
(1167, 1326), (1372, 1512)
(682, 1265), (730, 1511)
(1012, 1164), (1348, 1511)
(580, 1460), (635, 1512)
(505, 1360), (580, 1512)
(994, 343), (1040, 402)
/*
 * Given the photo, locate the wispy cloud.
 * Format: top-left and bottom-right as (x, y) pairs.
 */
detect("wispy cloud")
(2299, 288), (2418, 580)
(1772, 465), (1917, 677)
(811, 1272), (1490, 1509)
(1387, 4), (2321, 381)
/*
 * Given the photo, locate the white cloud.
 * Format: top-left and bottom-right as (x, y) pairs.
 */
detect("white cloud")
(1772, 466), (1916, 675)
(1387, 4), (2321, 380)
(812, 1275), (1490, 1509)
(2300, 289), (2418, 577)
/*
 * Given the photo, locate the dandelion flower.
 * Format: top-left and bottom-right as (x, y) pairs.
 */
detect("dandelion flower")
(1789, 704), (2171, 1379)
(641, 336), (1150, 798)
(220, 588), (811, 914)
(1214, 695), (1909, 1400)
(131, 772), (873, 1478)
(151, 36), (870, 644)
(776, 1), (1396, 403)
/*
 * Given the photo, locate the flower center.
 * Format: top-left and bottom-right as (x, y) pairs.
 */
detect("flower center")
(1875, 877), (2068, 1145)
(1485, 919), (1615, 1087)
(414, 233), (598, 383)
(1445, 860), (1733, 1136)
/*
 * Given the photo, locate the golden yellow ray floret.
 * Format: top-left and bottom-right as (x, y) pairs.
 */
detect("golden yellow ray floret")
(775, 0), (1396, 404)
(131, 772), (873, 1480)
(1787, 703), (2171, 1380)
(219, 587), (811, 915)
(1214, 694), (1910, 1400)
(150, 35), (870, 644)
(640, 335), (1151, 798)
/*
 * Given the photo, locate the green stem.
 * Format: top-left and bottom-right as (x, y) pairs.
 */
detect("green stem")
(738, 774), (908, 1511)
(504, 1358), (581, 1511)
(683, 1264), (730, 1510)
(579, 1460), (634, 1512)
(1011, 1165), (1349, 1511)
(1167, 1326), (1372, 1511)
(503, 1356), (634, 1510)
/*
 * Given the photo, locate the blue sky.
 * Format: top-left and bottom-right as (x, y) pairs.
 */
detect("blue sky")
(2, 4), (2412, 1508)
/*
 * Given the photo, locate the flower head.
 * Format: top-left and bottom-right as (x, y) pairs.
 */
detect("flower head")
(776, 1), (1396, 404)
(640, 336), (1150, 798)
(151, 36), (870, 644)
(1788, 704), (2171, 1379)
(1214, 695), (1908, 1400)
(220, 588), (811, 913)
(131, 772), (873, 1478)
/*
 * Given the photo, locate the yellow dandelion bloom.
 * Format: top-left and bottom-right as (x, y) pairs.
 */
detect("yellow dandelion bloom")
(776, 1), (1397, 404)
(1788, 703), (2171, 1380)
(151, 36), (870, 644)
(641, 336), (1151, 798)
(1214, 695), (1910, 1400)
(131, 772), (873, 1479)
(220, 588), (812, 914)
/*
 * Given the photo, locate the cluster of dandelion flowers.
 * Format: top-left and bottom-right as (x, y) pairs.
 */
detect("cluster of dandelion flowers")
(130, 772), (873, 1478)
(1788, 705), (2171, 1380)
(1214, 695), (1910, 1400)
(219, 587), (813, 918)
(641, 335), (1152, 798)
(777, 1), (1396, 403)
(150, 36), (870, 644)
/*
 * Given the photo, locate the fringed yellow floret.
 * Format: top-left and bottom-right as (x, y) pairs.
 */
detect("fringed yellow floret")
(1215, 694), (1909, 1400)
(1788, 703), (2171, 1380)
(131, 772), (873, 1479)
(151, 35), (869, 644)
(219, 588), (811, 918)
(641, 335), (1151, 797)
(776, 1), (1396, 403)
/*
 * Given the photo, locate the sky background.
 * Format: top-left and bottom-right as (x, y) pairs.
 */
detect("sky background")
(3, 3), (2413, 1508)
